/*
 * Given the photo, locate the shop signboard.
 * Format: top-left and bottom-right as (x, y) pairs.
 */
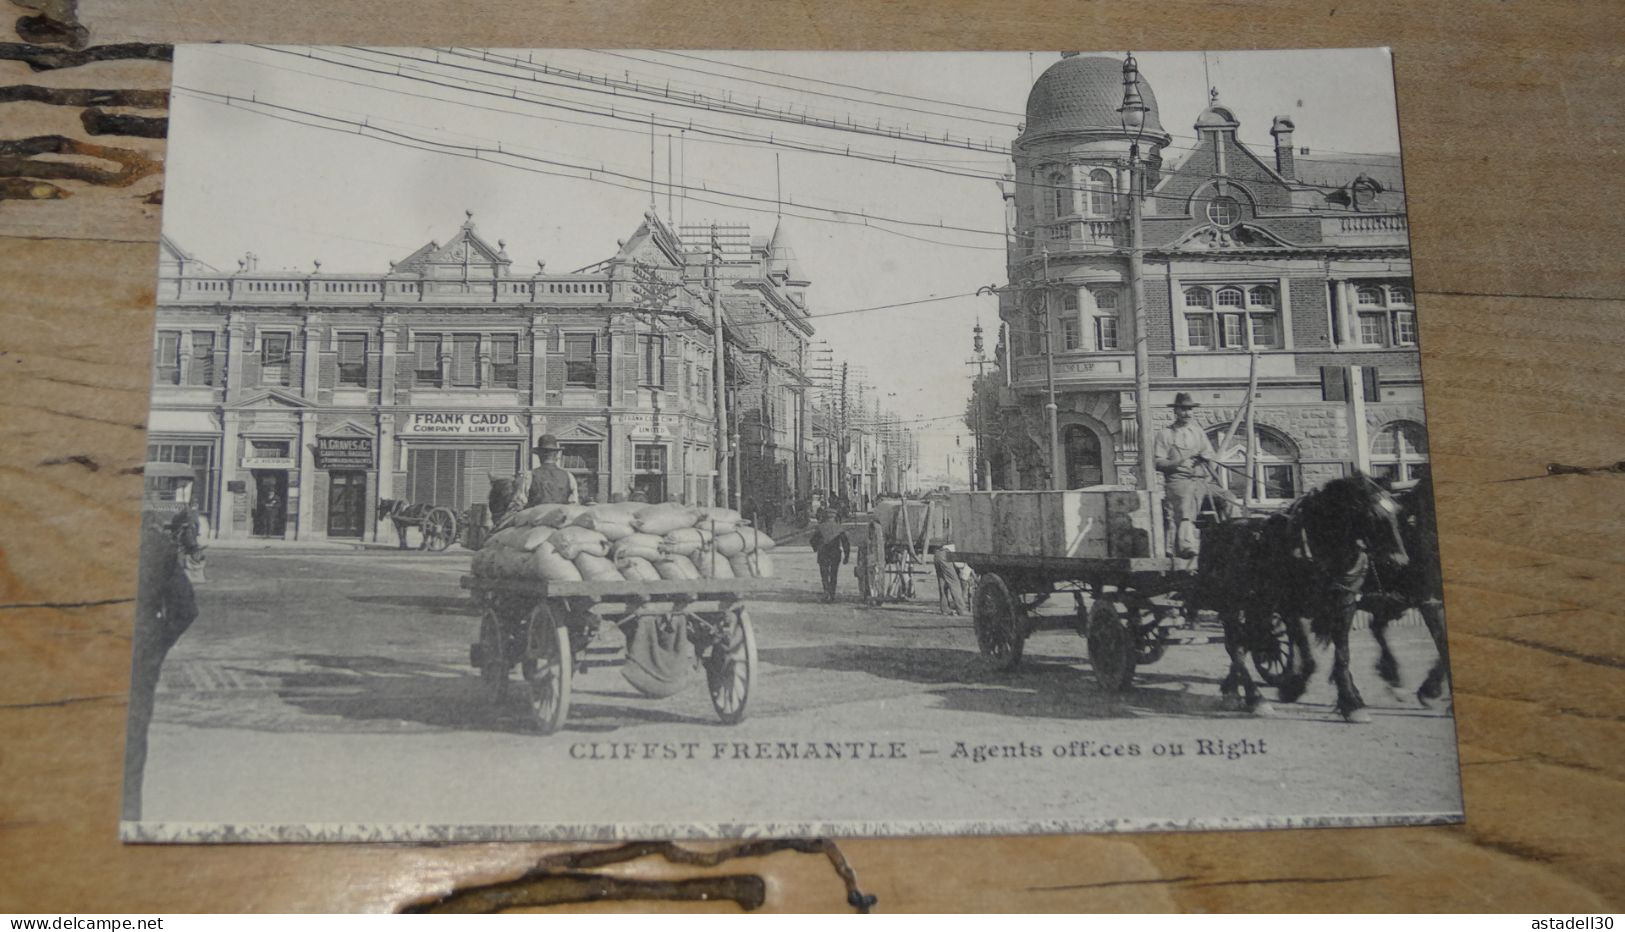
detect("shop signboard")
(314, 436), (374, 469)
(402, 412), (526, 436)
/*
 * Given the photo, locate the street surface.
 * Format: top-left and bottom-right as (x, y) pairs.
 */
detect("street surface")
(141, 542), (1463, 836)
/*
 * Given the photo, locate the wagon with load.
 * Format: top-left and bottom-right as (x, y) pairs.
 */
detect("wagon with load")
(944, 487), (1293, 692)
(461, 500), (779, 734)
(856, 496), (953, 604)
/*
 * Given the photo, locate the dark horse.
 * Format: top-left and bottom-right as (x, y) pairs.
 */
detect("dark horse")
(377, 497), (435, 550)
(1362, 474), (1451, 709)
(1193, 472), (1410, 723)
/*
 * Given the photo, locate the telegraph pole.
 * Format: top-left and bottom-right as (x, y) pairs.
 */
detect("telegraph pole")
(708, 224), (732, 508)
(1041, 248), (1062, 491)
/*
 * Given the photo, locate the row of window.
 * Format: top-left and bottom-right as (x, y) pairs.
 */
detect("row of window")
(157, 330), (675, 391)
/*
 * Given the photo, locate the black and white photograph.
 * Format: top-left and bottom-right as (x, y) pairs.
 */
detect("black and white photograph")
(123, 45), (1462, 841)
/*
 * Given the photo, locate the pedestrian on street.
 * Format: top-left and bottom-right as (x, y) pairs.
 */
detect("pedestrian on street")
(934, 543), (966, 615)
(808, 510), (850, 602)
(123, 477), (204, 821)
(1152, 393), (1217, 563)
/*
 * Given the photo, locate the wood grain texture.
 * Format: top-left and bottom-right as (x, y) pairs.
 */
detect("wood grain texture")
(1, 0), (1620, 912)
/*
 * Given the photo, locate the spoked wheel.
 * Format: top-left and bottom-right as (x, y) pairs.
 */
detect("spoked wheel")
(521, 602), (573, 735)
(705, 606), (758, 725)
(972, 573), (1026, 671)
(422, 507), (459, 551)
(1086, 599), (1137, 692)
(477, 606), (510, 703)
(1249, 611), (1294, 688)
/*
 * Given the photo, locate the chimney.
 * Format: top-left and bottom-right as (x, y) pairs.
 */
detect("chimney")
(1271, 116), (1296, 180)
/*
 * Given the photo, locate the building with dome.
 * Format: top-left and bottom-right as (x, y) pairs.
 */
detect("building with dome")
(148, 211), (816, 541)
(987, 52), (1425, 502)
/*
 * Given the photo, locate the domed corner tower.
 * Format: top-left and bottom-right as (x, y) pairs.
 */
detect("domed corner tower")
(995, 52), (1173, 492)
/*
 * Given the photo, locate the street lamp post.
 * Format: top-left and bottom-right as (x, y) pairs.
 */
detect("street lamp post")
(1119, 52), (1160, 554)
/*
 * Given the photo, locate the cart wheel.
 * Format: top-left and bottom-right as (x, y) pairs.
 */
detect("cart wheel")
(1086, 600), (1137, 692)
(522, 603), (573, 735)
(705, 607), (758, 725)
(477, 607), (509, 703)
(422, 507), (458, 552)
(1249, 611), (1294, 688)
(972, 573), (1025, 671)
(1133, 605), (1170, 666)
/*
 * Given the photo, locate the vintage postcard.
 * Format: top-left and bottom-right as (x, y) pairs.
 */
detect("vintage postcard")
(123, 46), (1462, 840)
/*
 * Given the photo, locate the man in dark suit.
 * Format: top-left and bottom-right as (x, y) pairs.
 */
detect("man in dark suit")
(808, 510), (850, 602)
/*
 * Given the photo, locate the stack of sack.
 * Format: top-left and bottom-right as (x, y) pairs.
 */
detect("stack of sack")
(470, 502), (776, 583)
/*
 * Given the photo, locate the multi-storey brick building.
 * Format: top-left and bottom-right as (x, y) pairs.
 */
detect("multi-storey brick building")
(989, 53), (1426, 500)
(149, 210), (755, 541)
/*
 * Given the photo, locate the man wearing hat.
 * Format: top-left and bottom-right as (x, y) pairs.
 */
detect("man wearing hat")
(516, 433), (579, 511)
(1153, 392), (1217, 561)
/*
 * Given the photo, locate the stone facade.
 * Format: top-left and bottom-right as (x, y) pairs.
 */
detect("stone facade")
(148, 212), (812, 541)
(989, 53), (1428, 502)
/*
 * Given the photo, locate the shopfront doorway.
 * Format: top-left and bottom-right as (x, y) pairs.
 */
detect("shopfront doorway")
(251, 469), (288, 537)
(327, 470), (367, 538)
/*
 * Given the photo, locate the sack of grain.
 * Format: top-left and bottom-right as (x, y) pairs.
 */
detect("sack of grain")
(728, 550), (776, 579)
(693, 506), (743, 527)
(713, 527), (777, 556)
(517, 504), (590, 528)
(611, 533), (664, 563)
(659, 526), (712, 556)
(528, 544), (583, 582)
(550, 525), (610, 560)
(574, 552), (624, 582)
(470, 548), (497, 577)
(633, 504), (702, 536)
(615, 556), (662, 582)
(582, 519), (636, 542)
(653, 554), (701, 581)
(576, 502), (643, 526)
(490, 546), (535, 578)
(692, 549), (735, 579)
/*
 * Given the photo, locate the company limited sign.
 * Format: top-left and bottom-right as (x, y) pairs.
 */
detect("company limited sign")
(404, 412), (526, 436)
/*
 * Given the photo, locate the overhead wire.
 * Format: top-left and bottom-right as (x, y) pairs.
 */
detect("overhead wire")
(249, 46), (1404, 210)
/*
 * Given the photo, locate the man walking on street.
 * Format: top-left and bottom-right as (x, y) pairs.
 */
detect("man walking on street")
(808, 510), (850, 602)
(1152, 393), (1216, 564)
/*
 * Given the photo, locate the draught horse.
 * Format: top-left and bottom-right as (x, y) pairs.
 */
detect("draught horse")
(377, 497), (435, 550)
(1363, 474), (1451, 708)
(1193, 473), (1411, 723)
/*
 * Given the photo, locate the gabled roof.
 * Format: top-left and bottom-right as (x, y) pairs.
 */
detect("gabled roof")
(392, 211), (511, 274)
(159, 235), (218, 274)
(611, 210), (687, 269)
(228, 387), (311, 409)
(1294, 152), (1407, 211)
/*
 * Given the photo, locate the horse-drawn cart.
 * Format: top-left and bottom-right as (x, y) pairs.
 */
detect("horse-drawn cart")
(460, 574), (766, 734)
(946, 488), (1294, 693)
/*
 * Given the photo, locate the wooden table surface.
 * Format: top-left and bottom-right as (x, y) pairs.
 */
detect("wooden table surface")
(2, 0), (1620, 913)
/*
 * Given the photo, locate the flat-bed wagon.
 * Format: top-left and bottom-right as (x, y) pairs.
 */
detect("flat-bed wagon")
(460, 575), (768, 734)
(945, 489), (1293, 692)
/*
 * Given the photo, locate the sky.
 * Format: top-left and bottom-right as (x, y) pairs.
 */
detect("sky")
(164, 46), (1402, 485)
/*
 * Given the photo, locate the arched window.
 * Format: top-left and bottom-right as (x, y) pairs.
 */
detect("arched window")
(1051, 172), (1071, 219)
(1064, 424), (1103, 489)
(1216, 287), (1244, 308)
(1093, 287), (1120, 310)
(1183, 287), (1212, 308)
(1356, 285), (1384, 306)
(1089, 169), (1115, 217)
(1371, 420), (1430, 484)
(1207, 425), (1300, 502)
(1247, 285), (1276, 308)
(1388, 285), (1413, 306)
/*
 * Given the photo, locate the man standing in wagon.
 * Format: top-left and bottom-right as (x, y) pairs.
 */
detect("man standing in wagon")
(1153, 392), (1216, 565)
